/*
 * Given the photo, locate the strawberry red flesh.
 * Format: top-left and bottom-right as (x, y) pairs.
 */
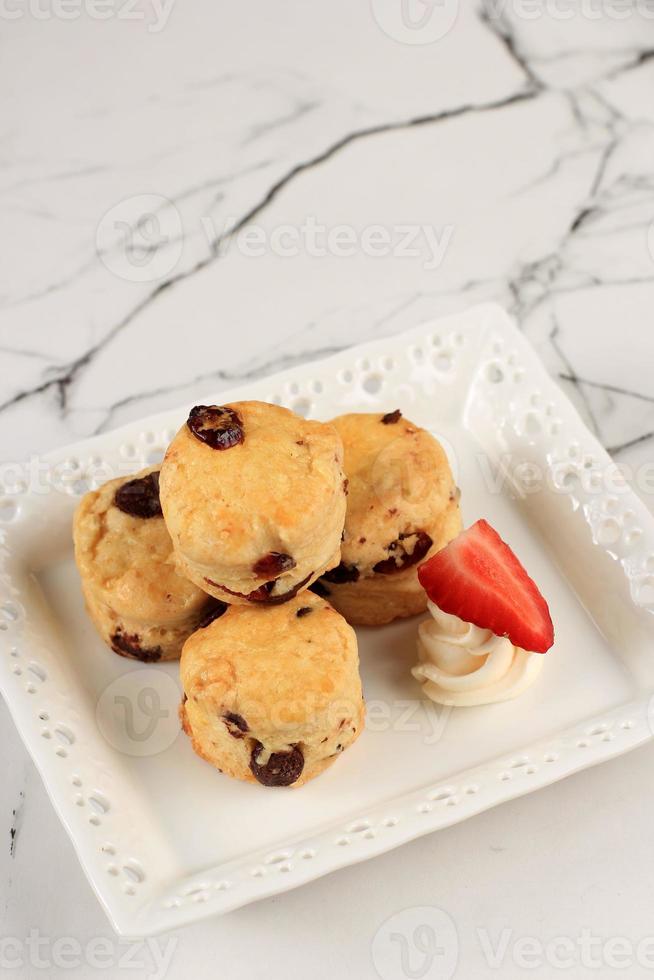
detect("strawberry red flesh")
(417, 519), (554, 653)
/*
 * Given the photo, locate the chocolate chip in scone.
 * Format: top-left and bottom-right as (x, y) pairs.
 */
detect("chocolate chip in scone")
(296, 606), (312, 618)
(323, 562), (360, 584)
(196, 600), (228, 630)
(310, 580), (331, 599)
(187, 405), (244, 450)
(223, 712), (249, 738)
(343, 478), (349, 495)
(373, 531), (433, 574)
(110, 629), (162, 662)
(114, 471), (162, 519)
(249, 742), (304, 787)
(381, 409), (402, 425)
(252, 552), (296, 578)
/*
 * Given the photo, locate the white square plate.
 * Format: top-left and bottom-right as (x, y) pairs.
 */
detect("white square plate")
(2, 304), (654, 936)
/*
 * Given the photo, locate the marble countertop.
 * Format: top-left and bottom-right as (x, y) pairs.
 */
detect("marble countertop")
(3, 3), (654, 977)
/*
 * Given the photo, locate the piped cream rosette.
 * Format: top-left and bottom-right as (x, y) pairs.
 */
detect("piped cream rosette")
(412, 601), (544, 707)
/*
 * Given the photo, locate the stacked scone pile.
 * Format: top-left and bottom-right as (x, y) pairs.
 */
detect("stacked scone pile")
(74, 401), (461, 787)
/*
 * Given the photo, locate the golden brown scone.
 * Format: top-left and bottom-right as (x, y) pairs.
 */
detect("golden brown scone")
(180, 592), (364, 787)
(314, 410), (462, 626)
(73, 467), (223, 661)
(159, 401), (347, 605)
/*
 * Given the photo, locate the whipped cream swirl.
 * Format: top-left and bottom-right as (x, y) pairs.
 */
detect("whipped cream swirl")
(412, 601), (544, 707)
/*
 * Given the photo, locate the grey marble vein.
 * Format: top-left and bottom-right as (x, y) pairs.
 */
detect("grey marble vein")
(479, 5), (544, 90)
(608, 431), (654, 455)
(0, 87), (541, 425)
(549, 315), (600, 436)
(558, 374), (654, 405)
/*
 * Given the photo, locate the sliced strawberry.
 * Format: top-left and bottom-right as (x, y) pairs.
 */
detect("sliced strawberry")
(418, 519), (554, 653)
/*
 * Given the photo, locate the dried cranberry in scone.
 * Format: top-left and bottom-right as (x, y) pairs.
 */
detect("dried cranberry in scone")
(249, 743), (304, 787)
(114, 471), (163, 519)
(252, 552), (296, 578)
(187, 405), (244, 450)
(372, 531), (433, 574)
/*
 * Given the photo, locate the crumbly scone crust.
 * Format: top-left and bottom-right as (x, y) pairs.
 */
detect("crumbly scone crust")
(319, 412), (462, 626)
(180, 592), (364, 786)
(159, 401), (347, 604)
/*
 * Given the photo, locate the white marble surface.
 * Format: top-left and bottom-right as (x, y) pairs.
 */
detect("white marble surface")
(3, 2), (654, 977)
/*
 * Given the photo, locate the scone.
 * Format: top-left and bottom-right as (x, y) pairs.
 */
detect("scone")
(159, 401), (347, 605)
(180, 592), (364, 787)
(74, 467), (224, 661)
(314, 410), (462, 626)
